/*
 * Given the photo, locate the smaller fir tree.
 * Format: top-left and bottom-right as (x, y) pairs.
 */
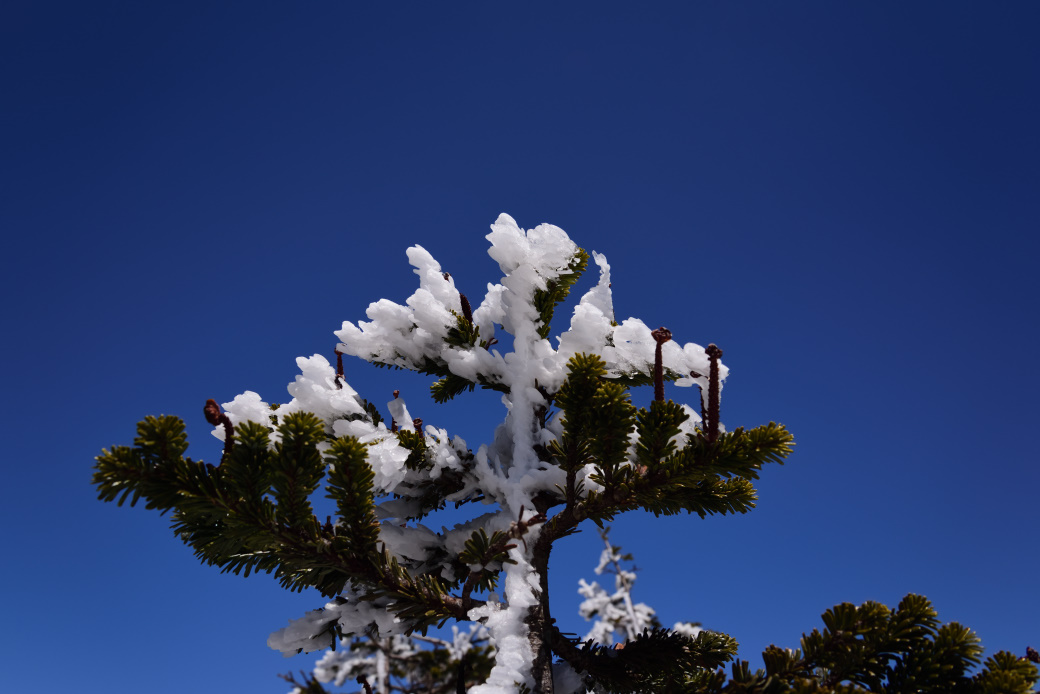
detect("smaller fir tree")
(576, 527), (702, 648)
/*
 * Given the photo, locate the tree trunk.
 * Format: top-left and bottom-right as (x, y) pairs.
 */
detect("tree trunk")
(527, 533), (555, 694)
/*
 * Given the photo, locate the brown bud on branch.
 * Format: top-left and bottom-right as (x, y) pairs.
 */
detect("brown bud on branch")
(445, 272), (474, 325)
(203, 399), (234, 462)
(705, 344), (723, 444)
(651, 327), (672, 402)
(460, 293), (473, 325)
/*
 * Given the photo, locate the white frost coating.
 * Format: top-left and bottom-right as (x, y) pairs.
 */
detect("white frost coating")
(379, 523), (439, 563)
(217, 390), (273, 439)
(387, 396), (414, 432)
(270, 586), (410, 657)
(672, 621), (704, 639)
(577, 577), (656, 646)
(334, 246), (459, 367)
(577, 539), (662, 647)
(407, 245), (462, 315)
(207, 215), (728, 693)
(454, 623), (491, 656)
(279, 355), (365, 421)
(313, 635), (417, 688)
(557, 251), (614, 360)
(486, 213), (578, 278)
(551, 661), (585, 694)
(468, 542), (542, 694)
(268, 608), (340, 656)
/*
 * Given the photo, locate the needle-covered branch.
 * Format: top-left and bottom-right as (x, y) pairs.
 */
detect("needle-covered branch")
(94, 412), (473, 628)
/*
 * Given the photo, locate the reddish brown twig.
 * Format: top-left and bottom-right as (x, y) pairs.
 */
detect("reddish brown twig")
(651, 327), (672, 402)
(203, 399), (234, 461)
(460, 294), (473, 325)
(445, 272), (474, 324)
(390, 390), (400, 433)
(705, 344), (723, 443)
(334, 348), (344, 390)
(356, 675), (374, 694)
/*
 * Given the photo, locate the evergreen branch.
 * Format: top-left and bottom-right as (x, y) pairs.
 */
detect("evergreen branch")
(720, 594), (1038, 694)
(458, 528), (514, 602)
(457, 509), (545, 610)
(369, 547), (470, 629)
(279, 671), (332, 694)
(633, 399), (688, 472)
(603, 368), (689, 390)
(396, 428), (430, 471)
(325, 436), (380, 557)
(543, 423), (793, 540)
(587, 381), (638, 486)
(93, 415), (479, 619)
(271, 413), (326, 527)
(549, 625), (736, 693)
(222, 421), (274, 504)
(430, 373), (478, 403)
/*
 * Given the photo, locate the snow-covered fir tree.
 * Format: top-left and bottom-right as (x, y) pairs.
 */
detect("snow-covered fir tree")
(576, 527), (701, 649)
(282, 626), (494, 694)
(94, 215), (1037, 694)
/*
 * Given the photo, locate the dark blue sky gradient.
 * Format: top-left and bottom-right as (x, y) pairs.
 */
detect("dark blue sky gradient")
(2, 3), (1037, 692)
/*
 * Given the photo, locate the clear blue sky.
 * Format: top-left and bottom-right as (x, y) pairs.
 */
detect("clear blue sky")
(2, 3), (1037, 692)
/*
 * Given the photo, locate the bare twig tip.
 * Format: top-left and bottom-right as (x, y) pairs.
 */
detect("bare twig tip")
(651, 327), (671, 402)
(650, 327), (672, 344)
(203, 399), (234, 461)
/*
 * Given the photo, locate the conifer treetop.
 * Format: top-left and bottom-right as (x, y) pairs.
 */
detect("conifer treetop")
(220, 213), (723, 508)
(94, 214), (794, 694)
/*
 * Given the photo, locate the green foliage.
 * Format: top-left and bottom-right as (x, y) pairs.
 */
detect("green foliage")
(430, 372), (479, 403)
(93, 351), (802, 693)
(632, 399), (687, 471)
(550, 353), (638, 494)
(325, 436), (379, 558)
(91, 356), (1033, 694)
(272, 412), (326, 526)
(458, 528), (515, 593)
(706, 594), (1038, 694)
(95, 413), (380, 598)
(576, 419), (792, 523)
(430, 309), (495, 403)
(545, 353), (793, 528)
(397, 428), (430, 471)
(587, 381), (638, 480)
(90, 225), (1038, 694)
(555, 628), (738, 694)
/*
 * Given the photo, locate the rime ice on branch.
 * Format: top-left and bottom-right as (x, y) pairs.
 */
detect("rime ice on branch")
(93, 214), (795, 694)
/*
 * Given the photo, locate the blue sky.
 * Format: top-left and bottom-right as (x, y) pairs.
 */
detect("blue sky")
(2, 2), (1037, 692)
